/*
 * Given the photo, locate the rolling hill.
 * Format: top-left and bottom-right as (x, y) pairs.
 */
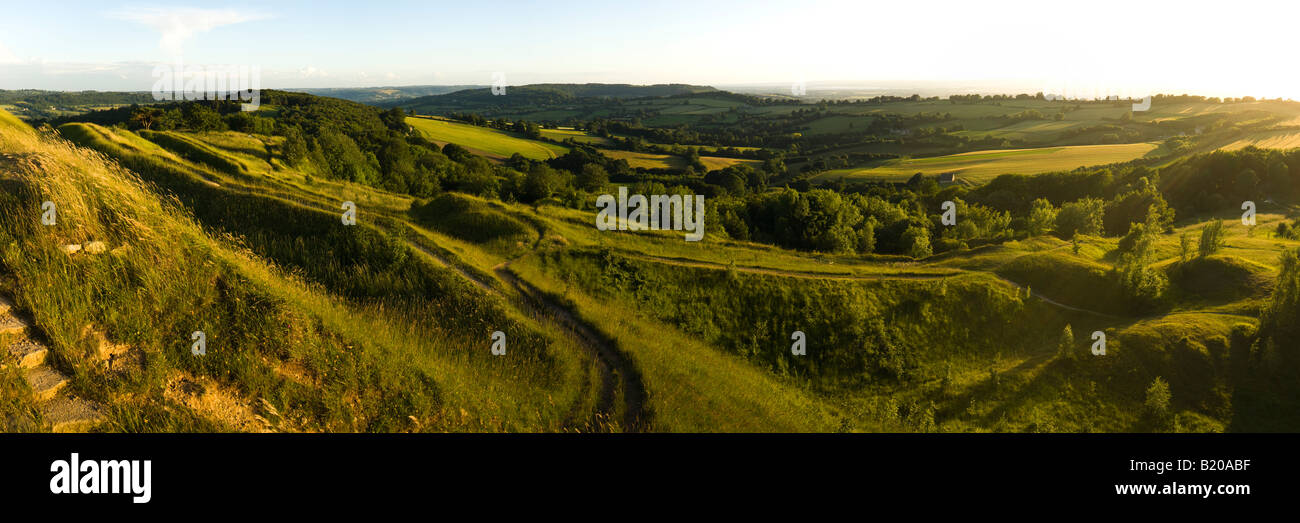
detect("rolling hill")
(4, 84), (1300, 434)
(392, 83), (719, 114)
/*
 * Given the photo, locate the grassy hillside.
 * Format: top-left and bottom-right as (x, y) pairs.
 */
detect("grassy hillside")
(35, 115), (857, 432)
(394, 83), (718, 114)
(0, 114), (608, 432)
(290, 85), (485, 104)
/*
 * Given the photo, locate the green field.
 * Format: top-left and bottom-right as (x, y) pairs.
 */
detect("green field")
(407, 116), (568, 160)
(592, 148), (759, 171)
(406, 117), (755, 171)
(814, 142), (1160, 183)
(539, 127), (613, 145)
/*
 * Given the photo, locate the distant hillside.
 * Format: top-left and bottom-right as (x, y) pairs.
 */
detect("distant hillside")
(518, 83), (718, 99)
(389, 83), (718, 112)
(0, 89), (156, 106)
(0, 89), (159, 121)
(288, 85), (484, 104)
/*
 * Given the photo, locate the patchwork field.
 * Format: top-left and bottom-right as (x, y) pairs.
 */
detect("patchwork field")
(407, 116), (568, 160)
(813, 142), (1161, 183)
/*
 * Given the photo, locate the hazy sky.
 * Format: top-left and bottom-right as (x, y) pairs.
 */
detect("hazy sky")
(1, 0), (1298, 99)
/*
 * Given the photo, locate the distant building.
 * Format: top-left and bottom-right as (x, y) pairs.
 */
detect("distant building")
(938, 172), (958, 184)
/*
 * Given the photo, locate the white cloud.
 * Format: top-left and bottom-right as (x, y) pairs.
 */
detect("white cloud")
(0, 41), (19, 64)
(108, 7), (270, 58)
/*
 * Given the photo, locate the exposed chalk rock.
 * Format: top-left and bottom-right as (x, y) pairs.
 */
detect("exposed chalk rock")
(26, 365), (69, 402)
(0, 314), (28, 336)
(4, 337), (48, 369)
(43, 396), (104, 433)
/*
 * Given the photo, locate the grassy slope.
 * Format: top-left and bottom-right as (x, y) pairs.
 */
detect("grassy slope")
(45, 119), (859, 432)
(529, 196), (1294, 431)
(4, 116), (599, 432)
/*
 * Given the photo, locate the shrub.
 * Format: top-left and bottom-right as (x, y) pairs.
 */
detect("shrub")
(1055, 197), (1105, 239)
(1198, 220), (1226, 257)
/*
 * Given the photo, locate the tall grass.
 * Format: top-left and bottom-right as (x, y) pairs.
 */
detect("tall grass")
(1, 115), (590, 432)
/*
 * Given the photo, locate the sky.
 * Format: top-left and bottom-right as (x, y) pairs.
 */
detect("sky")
(1, 0), (1299, 99)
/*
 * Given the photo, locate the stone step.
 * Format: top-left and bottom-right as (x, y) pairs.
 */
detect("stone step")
(26, 365), (69, 402)
(42, 396), (104, 433)
(0, 314), (28, 337)
(4, 337), (48, 369)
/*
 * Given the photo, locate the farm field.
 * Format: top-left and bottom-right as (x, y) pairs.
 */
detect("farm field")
(813, 142), (1161, 183)
(407, 116), (568, 160)
(1220, 129), (1300, 151)
(406, 117), (755, 170)
(539, 127), (613, 145)
(594, 148), (759, 170)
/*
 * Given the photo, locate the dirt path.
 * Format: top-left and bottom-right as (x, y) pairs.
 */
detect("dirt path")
(399, 232), (499, 295)
(399, 233), (646, 431)
(144, 164), (644, 431)
(492, 260), (647, 432)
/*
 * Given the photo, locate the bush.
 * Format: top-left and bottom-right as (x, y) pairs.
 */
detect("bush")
(1026, 198), (1057, 236)
(1055, 197), (1105, 239)
(1143, 377), (1174, 431)
(901, 225), (932, 258)
(1198, 220), (1226, 258)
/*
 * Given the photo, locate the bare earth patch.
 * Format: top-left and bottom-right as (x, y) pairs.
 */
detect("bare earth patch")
(164, 373), (271, 433)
